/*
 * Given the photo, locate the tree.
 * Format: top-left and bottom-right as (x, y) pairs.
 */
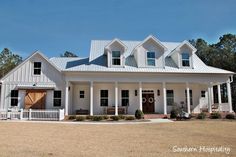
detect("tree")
(0, 48), (22, 78)
(190, 34), (236, 112)
(60, 51), (78, 57)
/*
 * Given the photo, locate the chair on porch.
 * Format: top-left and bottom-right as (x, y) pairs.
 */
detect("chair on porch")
(104, 106), (127, 115)
(211, 104), (219, 112)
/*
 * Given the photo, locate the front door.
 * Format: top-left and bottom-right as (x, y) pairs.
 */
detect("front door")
(142, 93), (155, 113)
(24, 90), (46, 109)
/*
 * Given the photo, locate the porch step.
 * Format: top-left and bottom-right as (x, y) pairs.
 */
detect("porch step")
(144, 114), (169, 119)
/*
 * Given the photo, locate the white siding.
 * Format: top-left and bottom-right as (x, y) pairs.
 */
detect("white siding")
(0, 53), (65, 110)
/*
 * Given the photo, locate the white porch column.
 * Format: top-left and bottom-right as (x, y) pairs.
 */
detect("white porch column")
(163, 82), (167, 115)
(186, 82), (191, 114)
(65, 81), (69, 115)
(208, 84), (212, 113)
(217, 84), (222, 107)
(90, 81), (94, 116)
(227, 80), (233, 112)
(115, 82), (118, 116)
(139, 82), (142, 111)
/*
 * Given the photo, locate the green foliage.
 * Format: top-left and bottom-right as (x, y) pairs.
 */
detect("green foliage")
(110, 116), (120, 121)
(60, 51), (78, 57)
(225, 113), (235, 119)
(210, 112), (221, 119)
(0, 48), (22, 78)
(86, 115), (93, 120)
(125, 116), (135, 120)
(118, 115), (125, 119)
(102, 115), (109, 120)
(91, 116), (103, 121)
(135, 109), (144, 119)
(76, 116), (85, 121)
(197, 112), (206, 119)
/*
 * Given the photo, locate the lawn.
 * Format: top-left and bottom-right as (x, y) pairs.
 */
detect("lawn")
(0, 120), (235, 157)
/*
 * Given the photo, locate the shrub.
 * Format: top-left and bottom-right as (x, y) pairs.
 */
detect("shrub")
(225, 113), (235, 119)
(135, 109), (144, 119)
(110, 115), (120, 121)
(170, 110), (178, 119)
(76, 116), (85, 121)
(68, 115), (76, 120)
(125, 116), (135, 120)
(102, 115), (109, 120)
(91, 116), (103, 121)
(118, 115), (125, 120)
(86, 115), (93, 120)
(210, 112), (221, 119)
(197, 112), (206, 119)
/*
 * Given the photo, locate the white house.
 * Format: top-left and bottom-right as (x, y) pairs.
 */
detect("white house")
(0, 35), (234, 116)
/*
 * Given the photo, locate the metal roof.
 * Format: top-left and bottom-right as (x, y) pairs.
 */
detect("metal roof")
(49, 39), (234, 74)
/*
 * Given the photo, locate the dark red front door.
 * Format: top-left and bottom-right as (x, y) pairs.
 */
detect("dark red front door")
(142, 93), (155, 113)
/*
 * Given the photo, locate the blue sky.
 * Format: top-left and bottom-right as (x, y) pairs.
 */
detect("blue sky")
(0, 0), (235, 58)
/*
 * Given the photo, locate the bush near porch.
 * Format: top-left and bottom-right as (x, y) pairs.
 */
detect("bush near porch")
(66, 115), (136, 122)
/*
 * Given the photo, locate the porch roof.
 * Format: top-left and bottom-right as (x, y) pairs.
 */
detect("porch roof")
(17, 83), (56, 89)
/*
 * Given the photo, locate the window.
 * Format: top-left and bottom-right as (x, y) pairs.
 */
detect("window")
(80, 91), (85, 98)
(11, 90), (18, 106)
(185, 90), (193, 105)
(182, 53), (190, 67)
(100, 90), (108, 106)
(201, 91), (206, 97)
(34, 62), (41, 75)
(121, 90), (129, 106)
(147, 52), (155, 66)
(221, 83), (228, 103)
(166, 90), (174, 106)
(213, 86), (218, 103)
(53, 91), (61, 107)
(112, 51), (121, 65)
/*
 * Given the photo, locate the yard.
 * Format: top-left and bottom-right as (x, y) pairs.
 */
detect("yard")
(0, 120), (235, 157)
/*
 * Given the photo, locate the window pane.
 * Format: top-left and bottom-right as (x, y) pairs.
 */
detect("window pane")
(101, 99), (108, 106)
(182, 53), (189, 60)
(11, 99), (18, 106)
(11, 90), (18, 97)
(101, 90), (108, 97)
(147, 59), (155, 66)
(166, 90), (174, 106)
(80, 91), (84, 95)
(201, 91), (205, 97)
(54, 91), (61, 98)
(34, 62), (41, 68)
(122, 99), (129, 106)
(121, 90), (129, 97)
(147, 52), (155, 58)
(182, 60), (190, 66)
(34, 69), (41, 75)
(112, 51), (120, 57)
(53, 99), (61, 107)
(112, 59), (120, 65)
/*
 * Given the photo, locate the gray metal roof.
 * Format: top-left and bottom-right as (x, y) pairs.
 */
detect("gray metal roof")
(49, 40), (234, 74)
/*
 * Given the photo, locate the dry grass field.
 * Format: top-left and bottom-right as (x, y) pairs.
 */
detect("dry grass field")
(0, 120), (235, 157)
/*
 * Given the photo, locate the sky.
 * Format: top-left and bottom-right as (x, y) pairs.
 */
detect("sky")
(0, 0), (235, 58)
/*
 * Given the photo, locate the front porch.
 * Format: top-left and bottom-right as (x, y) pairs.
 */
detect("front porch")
(64, 80), (233, 116)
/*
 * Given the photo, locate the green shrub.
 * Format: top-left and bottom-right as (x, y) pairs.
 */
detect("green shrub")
(68, 115), (76, 120)
(86, 115), (93, 120)
(110, 115), (120, 121)
(92, 116), (103, 121)
(125, 116), (135, 120)
(118, 115), (125, 120)
(225, 113), (235, 119)
(135, 109), (144, 119)
(197, 112), (206, 119)
(102, 115), (109, 120)
(76, 116), (85, 121)
(210, 112), (221, 119)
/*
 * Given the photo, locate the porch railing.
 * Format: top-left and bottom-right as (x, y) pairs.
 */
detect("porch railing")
(0, 109), (65, 121)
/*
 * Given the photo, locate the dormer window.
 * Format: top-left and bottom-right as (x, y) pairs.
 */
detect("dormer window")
(182, 53), (190, 67)
(33, 62), (41, 75)
(112, 51), (121, 65)
(147, 52), (155, 66)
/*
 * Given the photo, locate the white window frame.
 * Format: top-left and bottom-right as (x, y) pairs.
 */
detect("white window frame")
(112, 51), (121, 66)
(121, 90), (129, 106)
(146, 52), (156, 66)
(33, 62), (42, 75)
(181, 53), (190, 67)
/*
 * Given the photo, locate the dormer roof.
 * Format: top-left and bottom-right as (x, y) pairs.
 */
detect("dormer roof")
(168, 40), (197, 57)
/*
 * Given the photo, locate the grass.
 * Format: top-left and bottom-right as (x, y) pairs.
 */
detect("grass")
(0, 120), (235, 157)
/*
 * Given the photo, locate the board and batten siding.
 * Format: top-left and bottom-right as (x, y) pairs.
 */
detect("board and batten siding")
(0, 53), (66, 110)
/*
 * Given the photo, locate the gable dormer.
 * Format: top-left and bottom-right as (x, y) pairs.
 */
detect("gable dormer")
(168, 40), (197, 69)
(104, 38), (127, 67)
(131, 35), (167, 68)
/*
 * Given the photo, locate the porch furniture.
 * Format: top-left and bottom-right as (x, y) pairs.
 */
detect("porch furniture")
(212, 104), (219, 112)
(76, 109), (89, 115)
(104, 106), (127, 114)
